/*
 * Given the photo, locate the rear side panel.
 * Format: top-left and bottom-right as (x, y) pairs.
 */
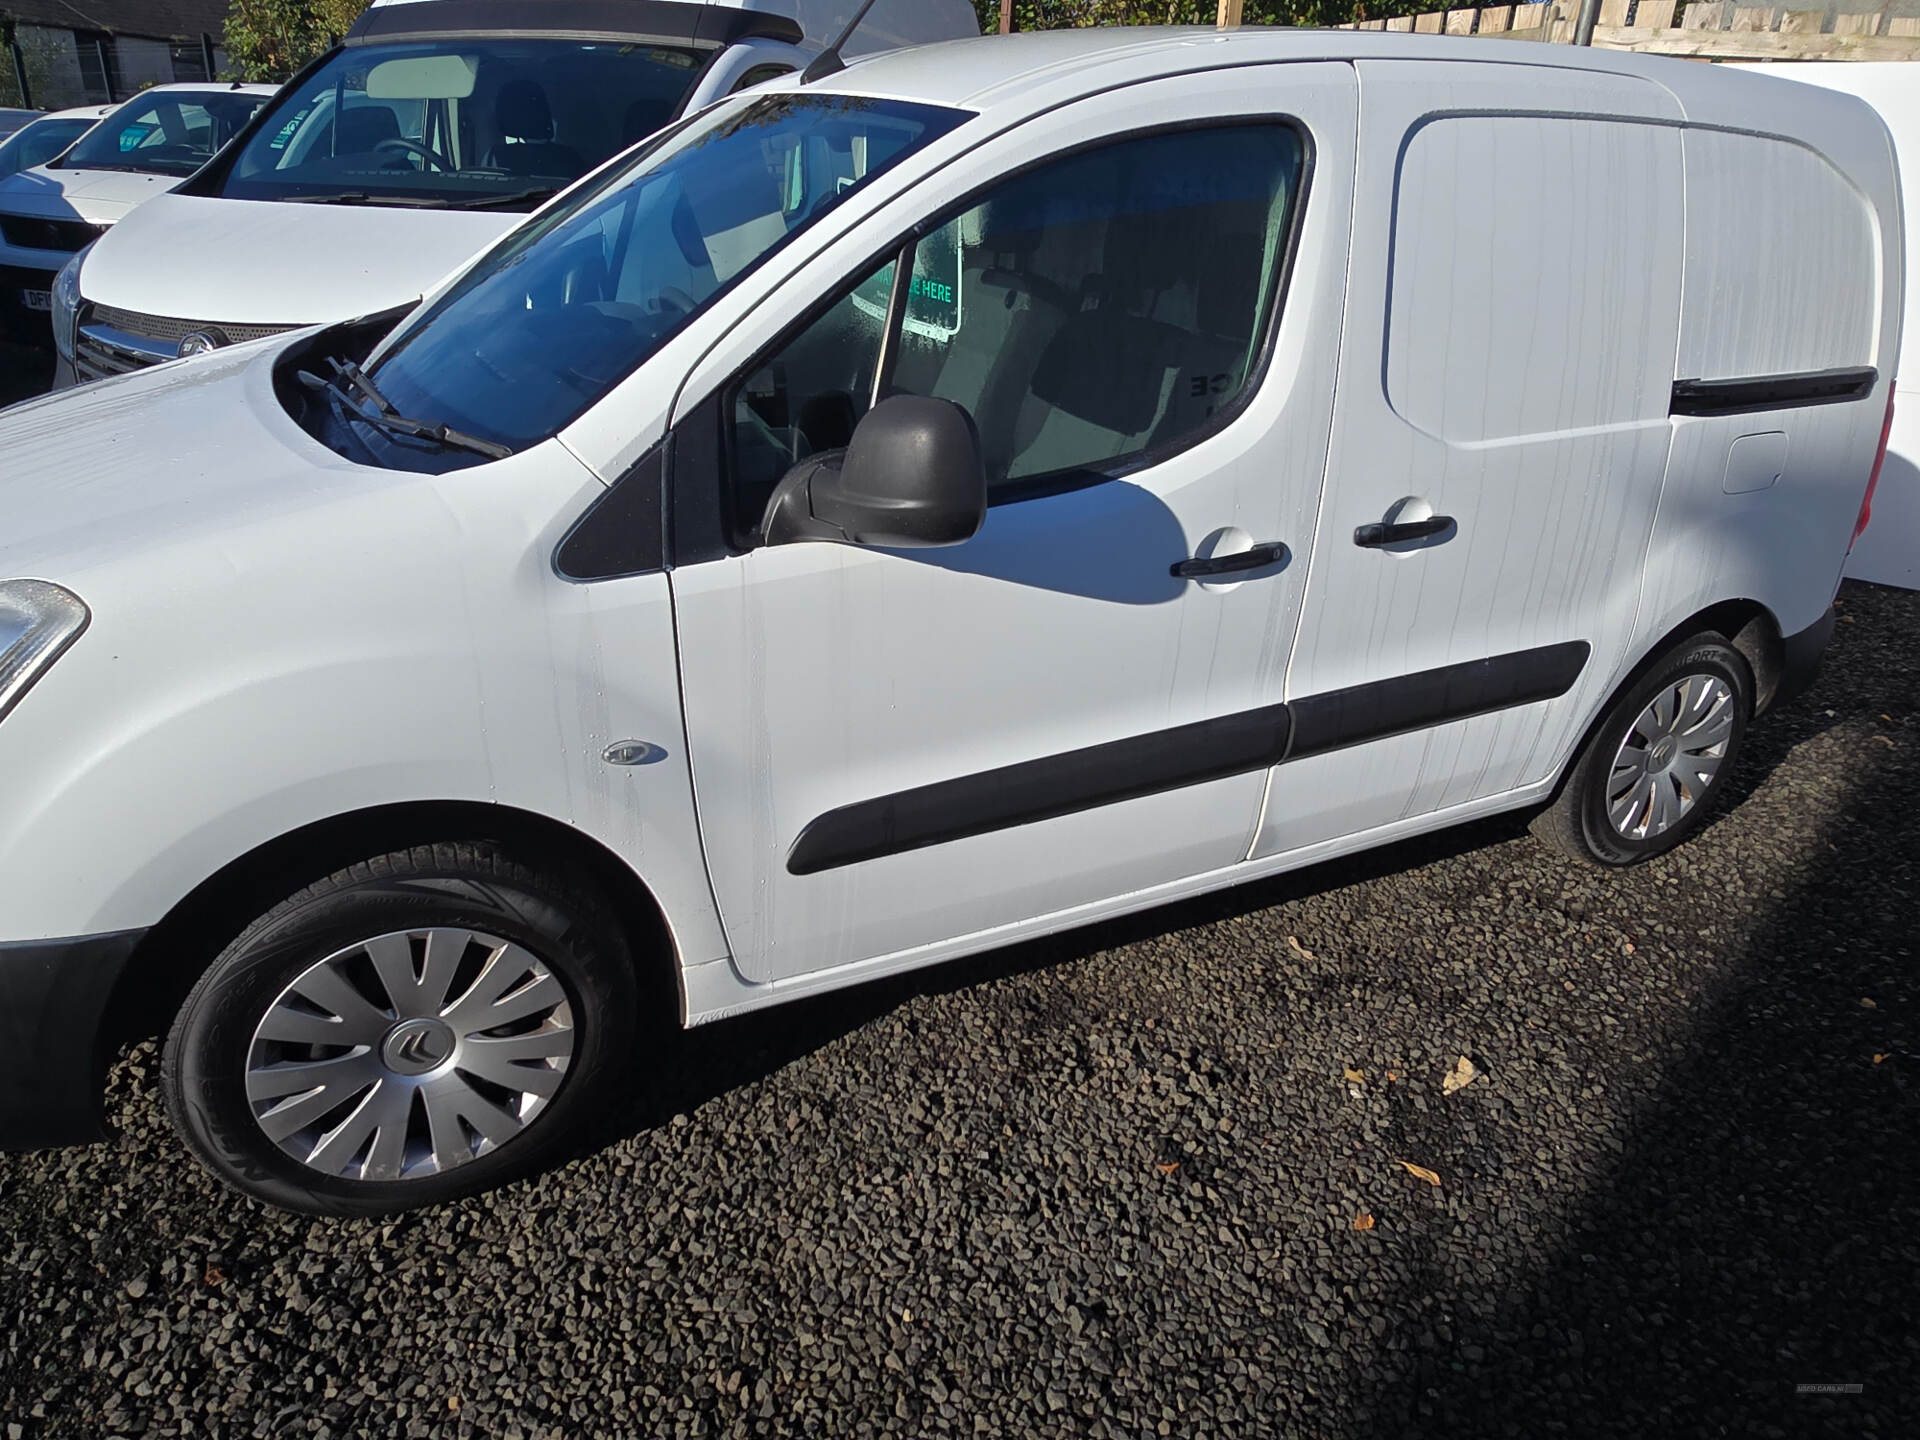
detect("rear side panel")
(1635, 62), (1903, 643)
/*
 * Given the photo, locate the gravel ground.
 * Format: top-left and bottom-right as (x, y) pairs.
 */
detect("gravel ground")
(2, 582), (1915, 1439)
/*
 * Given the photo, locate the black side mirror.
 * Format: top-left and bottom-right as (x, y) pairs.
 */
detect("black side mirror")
(763, 395), (987, 550)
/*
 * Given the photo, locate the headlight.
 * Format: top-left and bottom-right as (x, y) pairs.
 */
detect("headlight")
(0, 580), (89, 725)
(52, 244), (89, 363)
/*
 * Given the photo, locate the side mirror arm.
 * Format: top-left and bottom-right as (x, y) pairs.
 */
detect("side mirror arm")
(761, 451), (854, 547)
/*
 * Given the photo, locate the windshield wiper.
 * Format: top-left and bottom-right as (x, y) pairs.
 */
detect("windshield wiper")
(438, 186), (559, 212)
(280, 187), (557, 211)
(281, 191), (448, 207)
(297, 357), (512, 461)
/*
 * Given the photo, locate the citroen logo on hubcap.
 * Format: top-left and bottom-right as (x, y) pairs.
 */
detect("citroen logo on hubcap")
(382, 1018), (455, 1075)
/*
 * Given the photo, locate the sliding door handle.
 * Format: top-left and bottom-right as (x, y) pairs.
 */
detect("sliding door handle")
(1354, 516), (1454, 547)
(1171, 541), (1287, 579)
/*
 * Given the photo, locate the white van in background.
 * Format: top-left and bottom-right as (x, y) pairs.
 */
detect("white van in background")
(49, 0), (979, 387)
(0, 86), (275, 349)
(1728, 61), (1916, 591)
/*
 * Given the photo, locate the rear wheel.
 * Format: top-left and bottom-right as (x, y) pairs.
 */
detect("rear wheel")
(1532, 635), (1752, 866)
(162, 843), (634, 1216)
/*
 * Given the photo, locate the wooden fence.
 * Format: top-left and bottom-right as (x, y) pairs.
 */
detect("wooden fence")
(1331, 1), (1920, 58)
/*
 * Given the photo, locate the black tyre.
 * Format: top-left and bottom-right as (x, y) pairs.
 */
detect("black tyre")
(1532, 635), (1753, 866)
(162, 843), (634, 1216)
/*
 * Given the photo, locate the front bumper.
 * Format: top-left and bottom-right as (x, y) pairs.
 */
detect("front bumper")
(0, 929), (143, 1149)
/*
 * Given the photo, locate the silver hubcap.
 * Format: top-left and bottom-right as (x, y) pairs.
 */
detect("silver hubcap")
(245, 928), (574, 1182)
(1606, 673), (1736, 841)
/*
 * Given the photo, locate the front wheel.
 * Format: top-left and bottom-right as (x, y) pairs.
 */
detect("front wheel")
(1532, 635), (1753, 866)
(162, 843), (634, 1216)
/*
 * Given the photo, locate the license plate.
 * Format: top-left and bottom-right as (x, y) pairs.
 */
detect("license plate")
(20, 289), (51, 312)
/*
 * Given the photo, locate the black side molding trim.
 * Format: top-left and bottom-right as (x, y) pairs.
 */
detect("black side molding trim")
(786, 640), (1594, 875)
(1670, 366), (1876, 417)
(786, 705), (1294, 877)
(1288, 641), (1591, 760)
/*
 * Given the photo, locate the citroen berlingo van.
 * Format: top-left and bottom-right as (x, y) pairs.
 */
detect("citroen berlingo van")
(0, 27), (1899, 1215)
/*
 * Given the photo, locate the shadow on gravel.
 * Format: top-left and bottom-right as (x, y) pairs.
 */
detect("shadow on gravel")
(1345, 584), (1919, 1438)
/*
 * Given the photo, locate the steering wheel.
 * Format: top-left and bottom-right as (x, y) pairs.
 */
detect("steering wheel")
(374, 137), (452, 172)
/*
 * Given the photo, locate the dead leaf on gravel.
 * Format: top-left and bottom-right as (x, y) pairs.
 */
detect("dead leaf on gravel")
(1287, 936), (1316, 961)
(1862, 998), (1878, 1009)
(1353, 1213), (1376, 1231)
(1156, 1161), (1180, 1175)
(1343, 1067), (1365, 1085)
(203, 1265), (225, 1287)
(448, 1398), (462, 1414)
(1873, 1053), (1888, 1064)
(1874, 735), (1895, 747)
(1398, 1161), (1442, 1187)
(1385, 1069), (1401, 1082)
(1442, 1056), (1478, 1095)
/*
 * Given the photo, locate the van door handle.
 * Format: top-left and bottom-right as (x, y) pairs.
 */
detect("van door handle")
(1170, 541), (1287, 579)
(1354, 516), (1454, 547)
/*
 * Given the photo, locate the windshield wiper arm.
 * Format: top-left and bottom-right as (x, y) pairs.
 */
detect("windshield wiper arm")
(297, 357), (512, 461)
(281, 191), (437, 207)
(439, 186), (559, 211)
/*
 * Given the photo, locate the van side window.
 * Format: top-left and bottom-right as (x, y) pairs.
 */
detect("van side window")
(725, 123), (1304, 533)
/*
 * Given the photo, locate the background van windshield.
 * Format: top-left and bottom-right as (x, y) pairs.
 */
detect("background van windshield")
(60, 92), (268, 177)
(349, 94), (968, 459)
(0, 118), (94, 179)
(220, 40), (706, 209)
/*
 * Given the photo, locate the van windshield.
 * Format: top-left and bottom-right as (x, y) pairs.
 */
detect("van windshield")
(0, 117), (95, 179)
(336, 92), (967, 462)
(57, 91), (268, 177)
(217, 39), (706, 209)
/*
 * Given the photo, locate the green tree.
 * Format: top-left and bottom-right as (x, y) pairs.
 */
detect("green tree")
(224, 0), (370, 83)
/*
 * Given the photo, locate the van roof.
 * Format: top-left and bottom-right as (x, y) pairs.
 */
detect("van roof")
(806, 24), (1886, 135)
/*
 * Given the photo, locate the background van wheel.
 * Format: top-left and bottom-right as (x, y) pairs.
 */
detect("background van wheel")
(1533, 635), (1753, 867)
(162, 843), (634, 1217)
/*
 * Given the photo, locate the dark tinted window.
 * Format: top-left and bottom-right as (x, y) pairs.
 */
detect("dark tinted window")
(727, 123), (1304, 532)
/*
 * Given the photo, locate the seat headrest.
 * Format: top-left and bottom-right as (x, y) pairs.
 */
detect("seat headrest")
(336, 105), (401, 153)
(496, 80), (555, 143)
(1197, 221), (1267, 339)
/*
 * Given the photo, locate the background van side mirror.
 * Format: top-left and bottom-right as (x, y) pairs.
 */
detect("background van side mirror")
(763, 395), (987, 550)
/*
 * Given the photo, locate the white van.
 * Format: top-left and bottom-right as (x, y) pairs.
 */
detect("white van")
(49, 0), (979, 387)
(0, 85), (275, 348)
(0, 29), (1899, 1215)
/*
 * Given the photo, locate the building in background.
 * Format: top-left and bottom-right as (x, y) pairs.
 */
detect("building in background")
(2, 3), (233, 111)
